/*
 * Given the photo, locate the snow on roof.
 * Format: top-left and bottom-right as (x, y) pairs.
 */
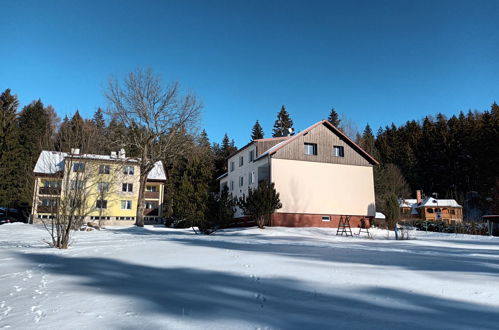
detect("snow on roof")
(399, 199), (417, 208)
(420, 197), (462, 208)
(147, 161), (166, 181)
(33, 150), (166, 180)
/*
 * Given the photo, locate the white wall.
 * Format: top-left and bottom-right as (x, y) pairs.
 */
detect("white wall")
(271, 158), (376, 216)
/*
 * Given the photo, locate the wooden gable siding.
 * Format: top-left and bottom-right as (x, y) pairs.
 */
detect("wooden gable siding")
(256, 138), (288, 157)
(272, 123), (371, 166)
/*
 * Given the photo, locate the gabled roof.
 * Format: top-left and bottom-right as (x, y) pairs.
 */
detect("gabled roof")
(399, 197), (462, 209)
(255, 120), (379, 165)
(227, 136), (289, 160)
(33, 151), (166, 181)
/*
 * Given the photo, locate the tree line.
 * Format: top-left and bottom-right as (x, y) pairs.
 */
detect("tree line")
(1, 71), (497, 227)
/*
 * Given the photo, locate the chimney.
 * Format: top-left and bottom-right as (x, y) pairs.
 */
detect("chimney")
(416, 190), (422, 204)
(118, 148), (126, 159)
(70, 148), (80, 155)
(110, 151), (117, 158)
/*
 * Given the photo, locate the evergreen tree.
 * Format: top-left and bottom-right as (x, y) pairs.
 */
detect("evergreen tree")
(272, 105), (294, 137)
(17, 100), (53, 205)
(237, 181), (282, 229)
(327, 107), (341, 127)
(358, 124), (377, 158)
(384, 192), (400, 230)
(0, 89), (23, 207)
(213, 133), (237, 179)
(251, 120), (264, 140)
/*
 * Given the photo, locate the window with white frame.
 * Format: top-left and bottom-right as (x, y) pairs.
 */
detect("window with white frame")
(304, 143), (317, 155)
(146, 185), (157, 192)
(145, 201), (158, 209)
(239, 176), (244, 187)
(239, 156), (244, 167)
(122, 183), (133, 192)
(99, 165), (110, 174)
(230, 161), (235, 172)
(97, 182), (110, 192)
(123, 166), (134, 175)
(333, 146), (344, 157)
(322, 216), (331, 222)
(249, 150), (255, 162)
(121, 200), (132, 210)
(230, 181), (234, 191)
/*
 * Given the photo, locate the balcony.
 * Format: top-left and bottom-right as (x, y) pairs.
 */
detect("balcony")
(143, 208), (159, 216)
(39, 187), (61, 195)
(145, 191), (159, 199)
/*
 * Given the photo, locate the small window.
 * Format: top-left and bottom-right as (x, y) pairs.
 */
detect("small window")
(427, 208), (434, 213)
(121, 200), (132, 210)
(96, 200), (107, 209)
(99, 165), (110, 174)
(450, 209), (456, 215)
(146, 185), (157, 192)
(249, 150), (255, 162)
(123, 166), (134, 175)
(230, 181), (234, 191)
(122, 183), (133, 192)
(239, 176), (244, 187)
(239, 156), (244, 167)
(97, 182), (110, 192)
(73, 162), (85, 172)
(333, 146), (344, 157)
(145, 201), (158, 209)
(322, 216), (331, 222)
(249, 171), (255, 184)
(70, 180), (84, 190)
(304, 143), (317, 155)
(230, 161), (235, 172)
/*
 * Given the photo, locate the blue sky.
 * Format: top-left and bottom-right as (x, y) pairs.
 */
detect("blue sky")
(1, 0), (498, 147)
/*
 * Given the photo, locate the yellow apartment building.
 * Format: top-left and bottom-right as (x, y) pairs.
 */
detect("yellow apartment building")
(31, 148), (166, 225)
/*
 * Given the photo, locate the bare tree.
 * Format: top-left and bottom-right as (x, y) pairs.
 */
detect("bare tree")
(105, 68), (202, 226)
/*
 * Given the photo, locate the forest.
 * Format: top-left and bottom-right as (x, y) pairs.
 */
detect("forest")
(0, 84), (498, 223)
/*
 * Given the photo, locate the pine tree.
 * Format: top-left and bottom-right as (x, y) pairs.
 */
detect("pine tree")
(213, 133), (238, 179)
(0, 89), (23, 207)
(251, 120), (264, 140)
(17, 100), (53, 205)
(272, 105), (294, 137)
(327, 107), (341, 127)
(359, 124), (377, 159)
(55, 110), (92, 153)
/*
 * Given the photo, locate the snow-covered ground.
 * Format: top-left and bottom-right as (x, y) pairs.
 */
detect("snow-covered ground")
(1, 224), (498, 330)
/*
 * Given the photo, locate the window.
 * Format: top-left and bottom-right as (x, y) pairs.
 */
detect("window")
(322, 216), (331, 222)
(97, 182), (110, 192)
(73, 162), (85, 172)
(230, 161), (235, 172)
(239, 176), (244, 187)
(121, 200), (132, 210)
(145, 201), (158, 209)
(70, 180), (84, 190)
(450, 209), (456, 215)
(123, 166), (134, 175)
(427, 208), (434, 213)
(96, 200), (107, 209)
(122, 183), (133, 192)
(249, 171), (255, 184)
(304, 143), (317, 155)
(333, 146), (344, 157)
(146, 185), (157, 192)
(44, 181), (60, 188)
(239, 156), (244, 167)
(99, 165), (110, 174)
(249, 150), (255, 162)
(230, 180), (234, 191)
(69, 198), (81, 208)
(40, 198), (57, 207)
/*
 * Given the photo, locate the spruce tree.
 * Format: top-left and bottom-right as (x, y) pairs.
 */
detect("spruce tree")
(237, 181), (282, 229)
(251, 120), (264, 140)
(327, 107), (341, 127)
(16, 100), (54, 205)
(0, 89), (23, 207)
(272, 105), (294, 137)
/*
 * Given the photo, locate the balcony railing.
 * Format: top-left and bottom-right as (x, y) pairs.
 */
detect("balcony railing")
(143, 208), (159, 216)
(37, 205), (55, 213)
(145, 191), (160, 199)
(39, 187), (61, 195)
